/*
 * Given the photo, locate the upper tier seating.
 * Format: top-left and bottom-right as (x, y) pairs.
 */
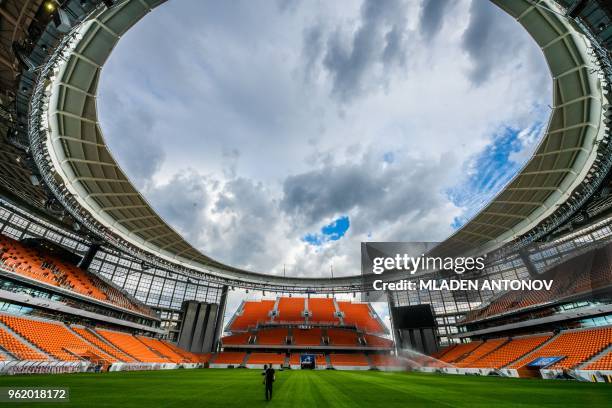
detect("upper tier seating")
(0, 235), (154, 317)
(213, 352), (246, 365)
(221, 332), (253, 345)
(463, 245), (612, 323)
(0, 326), (48, 360)
(510, 327), (612, 369)
(438, 341), (483, 363)
(329, 353), (369, 366)
(256, 328), (288, 345)
(337, 302), (384, 333)
(0, 314), (114, 362)
(229, 300), (274, 330)
(246, 352), (285, 365)
(72, 326), (135, 362)
(455, 338), (507, 367)
(327, 328), (359, 346)
(276, 297), (306, 323)
(307, 298), (338, 323)
(293, 328), (323, 346)
(469, 334), (551, 369)
(96, 329), (169, 363)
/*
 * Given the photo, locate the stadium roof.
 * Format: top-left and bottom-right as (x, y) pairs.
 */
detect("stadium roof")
(28, 0), (611, 291)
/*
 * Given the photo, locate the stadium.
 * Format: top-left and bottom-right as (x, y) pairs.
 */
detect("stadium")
(0, 0), (610, 406)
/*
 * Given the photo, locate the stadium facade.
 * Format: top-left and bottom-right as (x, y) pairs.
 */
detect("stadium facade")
(0, 0), (609, 380)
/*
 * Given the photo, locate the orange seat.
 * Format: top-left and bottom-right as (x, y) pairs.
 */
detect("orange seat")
(329, 353), (369, 366)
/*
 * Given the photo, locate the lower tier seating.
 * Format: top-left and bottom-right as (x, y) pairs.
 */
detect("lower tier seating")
(370, 354), (403, 367)
(510, 326), (612, 369)
(0, 326), (48, 361)
(469, 334), (551, 369)
(212, 352), (246, 365)
(585, 349), (612, 370)
(439, 341), (483, 363)
(0, 314), (115, 362)
(329, 353), (369, 366)
(136, 336), (187, 363)
(246, 352), (285, 365)
(96, 329), (169, 363)
(0, 313), (200, 365)
(455, 338), (507, 367)
(72, 326), (135, 363)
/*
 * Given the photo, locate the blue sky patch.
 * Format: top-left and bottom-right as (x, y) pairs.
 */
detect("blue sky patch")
(303, 216), (350, 246)
(448, 123), (544, 229)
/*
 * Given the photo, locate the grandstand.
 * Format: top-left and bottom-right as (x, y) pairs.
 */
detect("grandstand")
(0, 0), (608, 396)
(217, 297), (395, 370)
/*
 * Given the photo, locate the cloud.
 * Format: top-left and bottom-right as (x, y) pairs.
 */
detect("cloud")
(419, 0), (451, 39)
(321, 0), (409, 102)
(98, 88), (165, 188)
(98, 0), (551, 281)
(462, 0), (546, 87)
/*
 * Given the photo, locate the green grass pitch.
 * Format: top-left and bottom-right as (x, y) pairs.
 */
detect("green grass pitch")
(0, 369), (610, 407)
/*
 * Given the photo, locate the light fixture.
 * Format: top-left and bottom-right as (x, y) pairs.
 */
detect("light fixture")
(44, 1), (57, 13)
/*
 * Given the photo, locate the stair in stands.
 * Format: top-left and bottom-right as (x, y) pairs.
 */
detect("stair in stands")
(69, 326), (133, 362)
(332, 298), (344, 325)
(0, 320), (54, 360)
(242, 351), (250, 366)
(502, 332), (558, 368)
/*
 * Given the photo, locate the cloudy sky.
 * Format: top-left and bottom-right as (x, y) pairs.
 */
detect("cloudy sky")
(98, 0), (551, 325)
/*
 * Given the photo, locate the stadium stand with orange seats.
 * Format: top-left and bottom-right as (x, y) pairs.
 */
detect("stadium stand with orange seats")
(327, 328), (359, 346)
(228, 300), (274, 330)
(161, 341), (211, 363)
(585, 348), (612, 370)
(307, 298), (338, 323)
(329, 353), (369, 367)
(0, 326), (48, 361)
(463, 246), (612, 323)
(430, 344), (455, 359)
(438, 341), (483, 363)
(246, 352), (285, 365)
(292, 328), (323, 346)
(276, 297), (306, 323)
(212, 352), (247, 365)
(256, 328), (288, 345)
(96, 329), (169, 363)
(371, 354), (403, 367)
(136, 336), (188, 363)
(510, 326), (612, 369)
(71, 326), (136, 362)
(337, 302), (384, 332)
(0, 235), (155, 317)
(0, 314), (114, 362)
(221, 332), (253, 345)
(363, 334), (394, 348)
(454, 338), (508, 367)
(468, 334), (551, 369)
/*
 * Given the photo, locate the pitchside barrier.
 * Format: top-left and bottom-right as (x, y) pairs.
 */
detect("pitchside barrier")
(0, 361), (204, 375)
(0, 361), (91, 375)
